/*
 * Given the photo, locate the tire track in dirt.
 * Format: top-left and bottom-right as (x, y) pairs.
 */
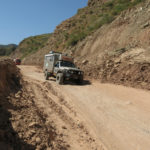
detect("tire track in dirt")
(24, 77), (105, 150)
(19, 65), (150, 150)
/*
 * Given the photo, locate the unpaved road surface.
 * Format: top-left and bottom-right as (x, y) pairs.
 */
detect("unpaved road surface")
(19, 65), (150, 150)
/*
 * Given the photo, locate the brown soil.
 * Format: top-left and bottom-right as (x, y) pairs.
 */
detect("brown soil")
(19, 65), (150, 150)
(0, 58), (21, 96)
(16, 1), (150, 92)
(18, 66), (104, 150)
(80, 48), (150, 90)
(0, 60), (104, 150)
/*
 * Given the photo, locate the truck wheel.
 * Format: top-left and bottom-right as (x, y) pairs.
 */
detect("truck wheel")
(45, 71), (49, 80)
(77, 76), (83, 85)
(56, 73), (64, 85)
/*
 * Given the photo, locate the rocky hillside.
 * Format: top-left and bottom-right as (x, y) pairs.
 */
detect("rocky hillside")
(13, 0), (150, 90)
(0, 44), (17, 56)
(14, 0), (146, 63)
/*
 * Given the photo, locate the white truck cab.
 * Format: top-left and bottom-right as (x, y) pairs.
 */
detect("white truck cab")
(43, 51), (83, 84)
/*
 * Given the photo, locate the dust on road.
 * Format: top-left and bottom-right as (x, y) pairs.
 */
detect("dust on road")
(19, 65), (150, 150)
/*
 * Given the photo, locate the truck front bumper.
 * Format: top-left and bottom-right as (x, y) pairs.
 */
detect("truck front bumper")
(65, 73), (83, 80)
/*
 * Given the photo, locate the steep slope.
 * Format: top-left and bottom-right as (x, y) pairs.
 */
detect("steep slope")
(16, 0), (145, 64)
(15, 0), (150, 90)
(12, 33), (51, 60)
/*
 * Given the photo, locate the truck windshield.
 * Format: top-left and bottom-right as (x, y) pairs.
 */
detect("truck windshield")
(60, 61), (75, 68)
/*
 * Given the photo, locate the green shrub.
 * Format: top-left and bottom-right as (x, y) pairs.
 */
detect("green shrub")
(58, 0), (144, 48)
(20, 33), (51, 59)
(67, 32), (87, 46)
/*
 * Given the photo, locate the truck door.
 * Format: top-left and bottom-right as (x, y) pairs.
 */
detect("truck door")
(45, 55), (54, 73)
(54, 61), (59, 75)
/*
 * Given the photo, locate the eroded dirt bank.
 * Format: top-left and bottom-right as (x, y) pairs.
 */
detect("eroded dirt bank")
(0, 58), (20, 96)
(79, 48), (150, 90)
(0, 59), (25, 150)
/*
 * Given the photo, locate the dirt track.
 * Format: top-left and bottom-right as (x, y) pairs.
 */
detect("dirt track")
(19, 65), (150, 150)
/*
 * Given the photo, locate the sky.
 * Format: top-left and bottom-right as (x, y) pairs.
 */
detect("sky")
(0, 0), (88, 45)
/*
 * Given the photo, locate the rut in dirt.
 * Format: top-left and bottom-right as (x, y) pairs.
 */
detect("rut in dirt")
(19, 65), (150, 150)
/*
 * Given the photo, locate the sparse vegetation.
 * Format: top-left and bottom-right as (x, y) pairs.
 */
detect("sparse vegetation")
(15, 0), (145, 59)
(63, 0), (145, 47)
(18, 33), (51, 59)
(67, 31), (87, 46)
(0, 44), (17, 56)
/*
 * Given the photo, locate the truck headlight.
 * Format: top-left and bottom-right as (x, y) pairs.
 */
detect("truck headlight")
(78, 71), (83, 75)
(69, 70), (73, 74)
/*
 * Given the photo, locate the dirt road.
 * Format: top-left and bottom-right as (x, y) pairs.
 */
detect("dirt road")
(19, 65), (150, 150)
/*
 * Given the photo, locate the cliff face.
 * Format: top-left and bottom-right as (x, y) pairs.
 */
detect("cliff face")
(14, 0), (150, 89)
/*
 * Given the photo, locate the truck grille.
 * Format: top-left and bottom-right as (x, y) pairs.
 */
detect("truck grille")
(69, 70), (79, 74)
(74, 71), (79, 74)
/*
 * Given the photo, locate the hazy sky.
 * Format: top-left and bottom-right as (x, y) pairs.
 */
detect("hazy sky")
(0, 0), (88, 45)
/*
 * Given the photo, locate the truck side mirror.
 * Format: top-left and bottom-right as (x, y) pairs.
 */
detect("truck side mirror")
(55, 64), (58, 67)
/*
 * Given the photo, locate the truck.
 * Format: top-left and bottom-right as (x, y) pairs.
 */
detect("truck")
(43, 51), (84, 84)
(13, 58), (21, 65)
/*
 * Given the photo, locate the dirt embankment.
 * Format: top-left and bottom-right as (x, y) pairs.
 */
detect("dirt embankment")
(75, 1), (150, 90)
(79, 48), (150, 90)
(0, 58), (25, 149)
(0, 59), (70, 150)
(0, 58), (21, 96)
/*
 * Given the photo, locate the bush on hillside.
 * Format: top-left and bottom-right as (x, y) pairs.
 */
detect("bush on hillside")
(64, 0), (145, 47)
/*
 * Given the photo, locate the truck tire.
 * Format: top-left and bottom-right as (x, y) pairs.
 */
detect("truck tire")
(56, 73), (64, 85)
(77, 76), (83, 85)
(45, 71), (49, 80)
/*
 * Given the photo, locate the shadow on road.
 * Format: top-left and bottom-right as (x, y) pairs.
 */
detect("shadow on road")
(64, 80), (91, 86)
(48, 78), (91, 86)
